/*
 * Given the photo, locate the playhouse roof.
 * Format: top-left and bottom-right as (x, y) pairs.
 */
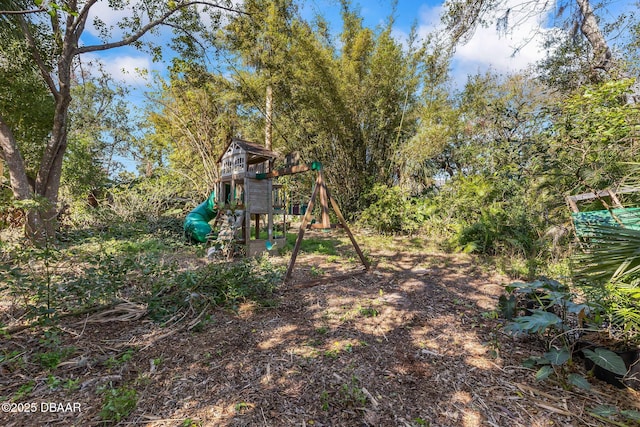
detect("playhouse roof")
(218, 138), (277, 165)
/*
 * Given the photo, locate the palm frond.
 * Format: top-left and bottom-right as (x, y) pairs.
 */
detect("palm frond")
(574, 221), (640, 283)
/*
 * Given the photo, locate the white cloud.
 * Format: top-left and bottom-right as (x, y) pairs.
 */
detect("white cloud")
(80, 53), (153, 86)
(85, 0), (131, 39)
(104, 55), (153, 85)
(414, 1), (553, 80)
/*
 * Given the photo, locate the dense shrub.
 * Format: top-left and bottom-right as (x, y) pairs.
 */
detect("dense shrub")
(358, 184), (435, 234)
(433, 175), (542, 257)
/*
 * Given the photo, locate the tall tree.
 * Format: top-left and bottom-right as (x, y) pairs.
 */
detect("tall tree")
(284, 3), (421, 211)
(144, 61), (236, 196)
(0, 0), (239, 241)
(63, 65), (133, 201)
(224, 0), (297, 149)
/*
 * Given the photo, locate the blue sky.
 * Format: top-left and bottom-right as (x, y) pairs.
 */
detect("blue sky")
(80, 0), (556, 92)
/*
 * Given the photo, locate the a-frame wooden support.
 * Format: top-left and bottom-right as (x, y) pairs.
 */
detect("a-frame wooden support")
(284, 170), (370, 282)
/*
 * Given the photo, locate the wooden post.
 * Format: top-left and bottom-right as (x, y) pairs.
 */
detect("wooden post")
(325, 178), (370, 270)
(318, 176), (331, 229)
(607, 189), (623, 208)
(566, 196), (579, 213)
(285, 174), (320, 281)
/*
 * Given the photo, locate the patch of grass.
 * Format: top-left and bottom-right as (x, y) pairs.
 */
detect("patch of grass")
(315, 326), (329, 335)
(63, 378), (80, 392)
(358, 307), (379, 317)
(282, 233), (340, 255)
(105, 348), (135, 370)
(34, 346), (76, 370)
(147, 256), (283, 321)
(12, 381), (35, 401)
(324, 349), (340, 359)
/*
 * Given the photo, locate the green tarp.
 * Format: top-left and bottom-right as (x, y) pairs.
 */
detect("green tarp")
(572, 208), (640, 236)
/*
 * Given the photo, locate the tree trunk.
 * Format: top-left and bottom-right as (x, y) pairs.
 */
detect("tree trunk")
(265, 84), (273, 151)
(576, 0), (611, 72)
(0, 115), (32, 200)
(35, 101), (70, 238)
(0, 115), (48, 240)
(30, 36), (75, 240)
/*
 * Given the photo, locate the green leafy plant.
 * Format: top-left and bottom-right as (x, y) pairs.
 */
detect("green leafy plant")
(589, 405), (640, 424)
(99, 385), (137, 422)
(63, 378), (80, 392)
(500, 278), (627, 388)
(358, 184), (431, 235)
(358, 307), (379, 317)
(320, 390), (330, 411)
(182, 418), (200, 427)
(339, 375), (368, 408)
(105, 348), (136, 370)
(12, 381), (35, 401)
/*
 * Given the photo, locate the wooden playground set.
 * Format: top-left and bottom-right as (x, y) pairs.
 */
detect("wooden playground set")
(184, 138), (370, 281)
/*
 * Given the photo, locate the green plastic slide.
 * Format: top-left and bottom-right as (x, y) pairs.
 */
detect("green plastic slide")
(184, 191), (217, 243)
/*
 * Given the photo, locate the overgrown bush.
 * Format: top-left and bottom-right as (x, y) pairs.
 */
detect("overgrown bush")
(147, 256), (283, 321)
(58, 172), (200, 233)
(1, 224), (282, 325)
(358, 184), (434, 234)
(433, 175), (542, 257)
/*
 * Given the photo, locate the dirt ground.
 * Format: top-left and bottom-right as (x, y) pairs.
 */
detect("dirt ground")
(1, 237), (639, 427)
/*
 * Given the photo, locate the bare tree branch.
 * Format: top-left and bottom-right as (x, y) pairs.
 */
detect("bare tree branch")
(0, 7), (45, 15)
(76, 1), (246, 55)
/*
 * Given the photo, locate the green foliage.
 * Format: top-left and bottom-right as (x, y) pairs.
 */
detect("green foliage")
(62, 71), (133, 203)
(358, 184), (433, 234)
(105, 348), (136, 370)
(589, 405), (640, 424)
(143, 65), (233, 193)
(573, 220), (640, 342)
(2, 213), (282, 325)
(107, 173), (195, 224)
(320, 374), (368, 411)
(507, 310), (563, 334)
(583, 348), (628, 376)
(501, 278), (597, 387)
(12, 381), (35, 402)
(500, 277), (637, 390)
(0, 21), (55, 179)
(147, 255), (283, 321)
(99, 385), (137, 422)
(434, 175), (540, 258)
(34, 350), (65, 370)
(548, 78), (640, 194)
